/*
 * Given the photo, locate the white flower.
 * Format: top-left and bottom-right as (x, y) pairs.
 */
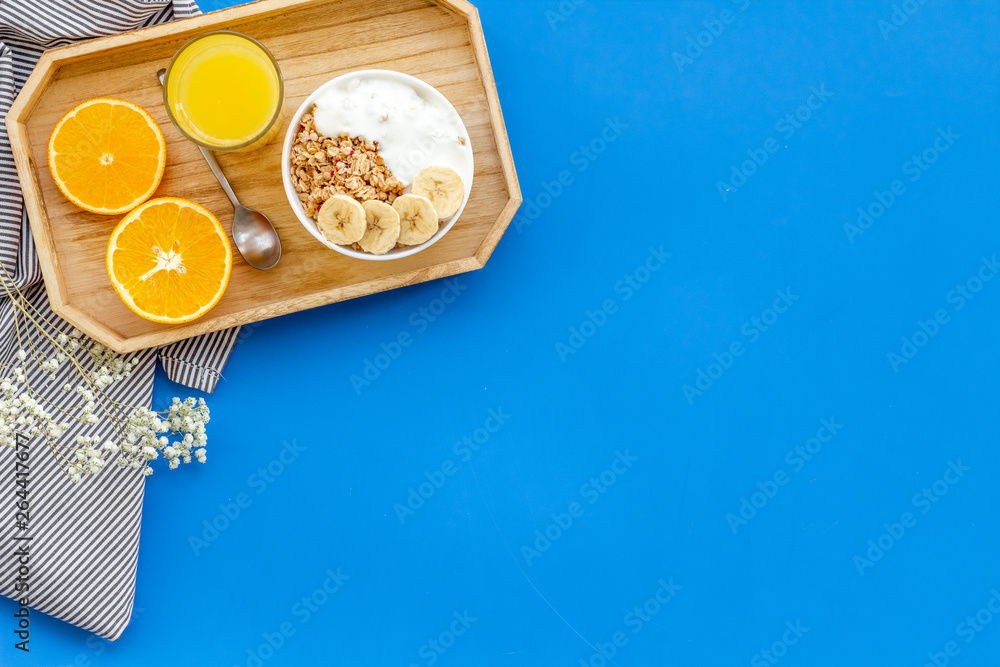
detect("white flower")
(0, 292), (211, 482)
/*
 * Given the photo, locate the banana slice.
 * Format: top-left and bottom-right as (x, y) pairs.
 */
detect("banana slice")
(393, 194), (439, 246)
(316, 195), (365, 245)
(411, 165), (465, 219)
(317, 195), (365, 246)
(359, 200), (401, 255)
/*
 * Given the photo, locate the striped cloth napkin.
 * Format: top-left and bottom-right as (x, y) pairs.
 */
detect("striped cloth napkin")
(0, 0), (240, 640)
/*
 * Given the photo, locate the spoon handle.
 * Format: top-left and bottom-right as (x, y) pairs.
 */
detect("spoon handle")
(198, 146), (241, 210)
(156, 68), (241, 210)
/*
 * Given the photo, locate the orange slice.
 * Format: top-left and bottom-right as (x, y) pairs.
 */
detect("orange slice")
(48, 98), (166, 215)
(106, 197), (232, 324)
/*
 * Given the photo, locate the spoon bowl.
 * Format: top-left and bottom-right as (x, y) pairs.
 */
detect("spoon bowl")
(233, 207), (282, 269)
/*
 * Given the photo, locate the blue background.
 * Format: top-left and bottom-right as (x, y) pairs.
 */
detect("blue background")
(5, 0), (1000, 665)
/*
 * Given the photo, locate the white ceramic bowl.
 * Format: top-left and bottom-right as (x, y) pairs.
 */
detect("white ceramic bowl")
(281, 69), (474, 261)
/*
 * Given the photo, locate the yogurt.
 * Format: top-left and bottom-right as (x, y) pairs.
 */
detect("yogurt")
(312, 75), (474, 195)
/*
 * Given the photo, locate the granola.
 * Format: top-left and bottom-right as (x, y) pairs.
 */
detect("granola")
(289, 111), (404, 218)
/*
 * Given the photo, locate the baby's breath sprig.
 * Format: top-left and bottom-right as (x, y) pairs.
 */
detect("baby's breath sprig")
(0, 262), (209, 482)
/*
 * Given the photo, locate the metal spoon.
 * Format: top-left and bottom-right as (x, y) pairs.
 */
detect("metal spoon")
(157, 69), (281, 270)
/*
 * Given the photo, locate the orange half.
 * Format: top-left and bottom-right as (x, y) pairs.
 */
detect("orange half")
(48, 98), (166, 215)
(106, 197), (232, 324)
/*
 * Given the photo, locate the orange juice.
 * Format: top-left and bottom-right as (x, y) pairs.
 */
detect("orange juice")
(165, 32), (282, 151)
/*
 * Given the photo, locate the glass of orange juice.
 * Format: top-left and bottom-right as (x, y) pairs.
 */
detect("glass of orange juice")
(163, 31), (283, 152)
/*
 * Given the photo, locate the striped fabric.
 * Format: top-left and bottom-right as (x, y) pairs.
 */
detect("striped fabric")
(0, 0), (241, 640)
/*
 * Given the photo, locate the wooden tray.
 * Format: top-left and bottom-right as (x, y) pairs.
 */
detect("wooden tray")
(7, 0), (520, 353)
